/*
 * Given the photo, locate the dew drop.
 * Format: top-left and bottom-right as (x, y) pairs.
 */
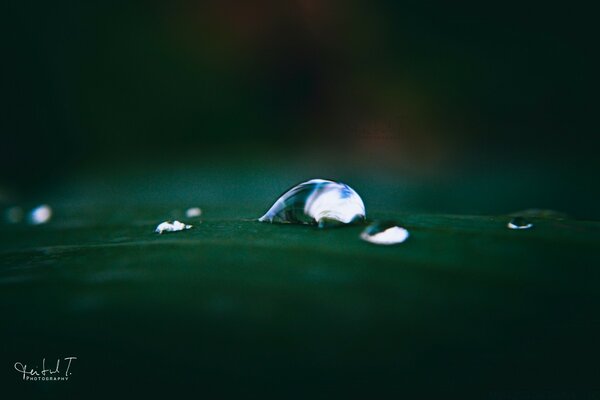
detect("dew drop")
(360, 221), (409, 245)
(28, 204), (52, 225)
(185, 207), (202, 218)
(258, 179), (366, 228)
(155, 220), (192, 234)
(507, 217), (533, 230)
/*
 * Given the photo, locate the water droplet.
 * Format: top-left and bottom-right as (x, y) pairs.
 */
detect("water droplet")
(507, 217), (533, 230)
(360, 221), (409, 245)
(259, 179), (366, 228)
(28, 204), (52, 225)
(185, 207), (202, 218)
(155, 220), (192, 234)
(4, 206), (24, 224)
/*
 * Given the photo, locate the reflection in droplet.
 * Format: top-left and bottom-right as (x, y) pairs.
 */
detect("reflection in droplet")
(259, 179), (366, 228)
(507, 217), (533, 230)
(5, 206), (24, 224)
(155, 220), (192, 234)
(28, 204), (52, 225)
(360, 221), (409, 245)
(186, 207), (202, 218)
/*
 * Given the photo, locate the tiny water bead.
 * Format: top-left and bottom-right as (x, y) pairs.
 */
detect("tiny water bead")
(28, 204), (52, 225)
(360, 221), (409, 245)
(507, 217), (533, 230)
(185, 207), (202, 218)
(155, 220), (192, 234)
(258, 179), (366, 228)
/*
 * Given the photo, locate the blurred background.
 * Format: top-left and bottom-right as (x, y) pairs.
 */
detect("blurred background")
(2, 0), (598, 217)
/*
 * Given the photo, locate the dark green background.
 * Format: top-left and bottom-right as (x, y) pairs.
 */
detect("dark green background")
(3, 1), (598, 213)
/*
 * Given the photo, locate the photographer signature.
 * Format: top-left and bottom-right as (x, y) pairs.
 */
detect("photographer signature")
(14, 357), (77, 380)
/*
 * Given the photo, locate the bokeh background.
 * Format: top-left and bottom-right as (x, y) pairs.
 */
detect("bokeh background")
(2, 0), (598, 217)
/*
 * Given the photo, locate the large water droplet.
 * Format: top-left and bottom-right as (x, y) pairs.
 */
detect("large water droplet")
(507, 217), (533, 230)
(360, 221), (409, 245)
(259, 179), (366, 228)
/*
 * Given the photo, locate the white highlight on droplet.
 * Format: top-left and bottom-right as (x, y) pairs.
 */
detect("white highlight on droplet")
(507, 221), (533, 230)
(155, 220), (192, 234)
(304, 181), (365, 225)
(185, 207), (202, 218)
(28, 204), (52, 225)
(360, 226), (409, 245)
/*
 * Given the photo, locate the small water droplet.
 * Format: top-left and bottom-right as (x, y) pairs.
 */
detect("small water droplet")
(4, 206), (24, 224)
(28, 204), (52, 225)
(259, 179), (366, 228)
(507, 217), (533, 230)
(185, 207), (202, 218)
(155, 220), (192, 234)
(360, 221), (409, 245)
